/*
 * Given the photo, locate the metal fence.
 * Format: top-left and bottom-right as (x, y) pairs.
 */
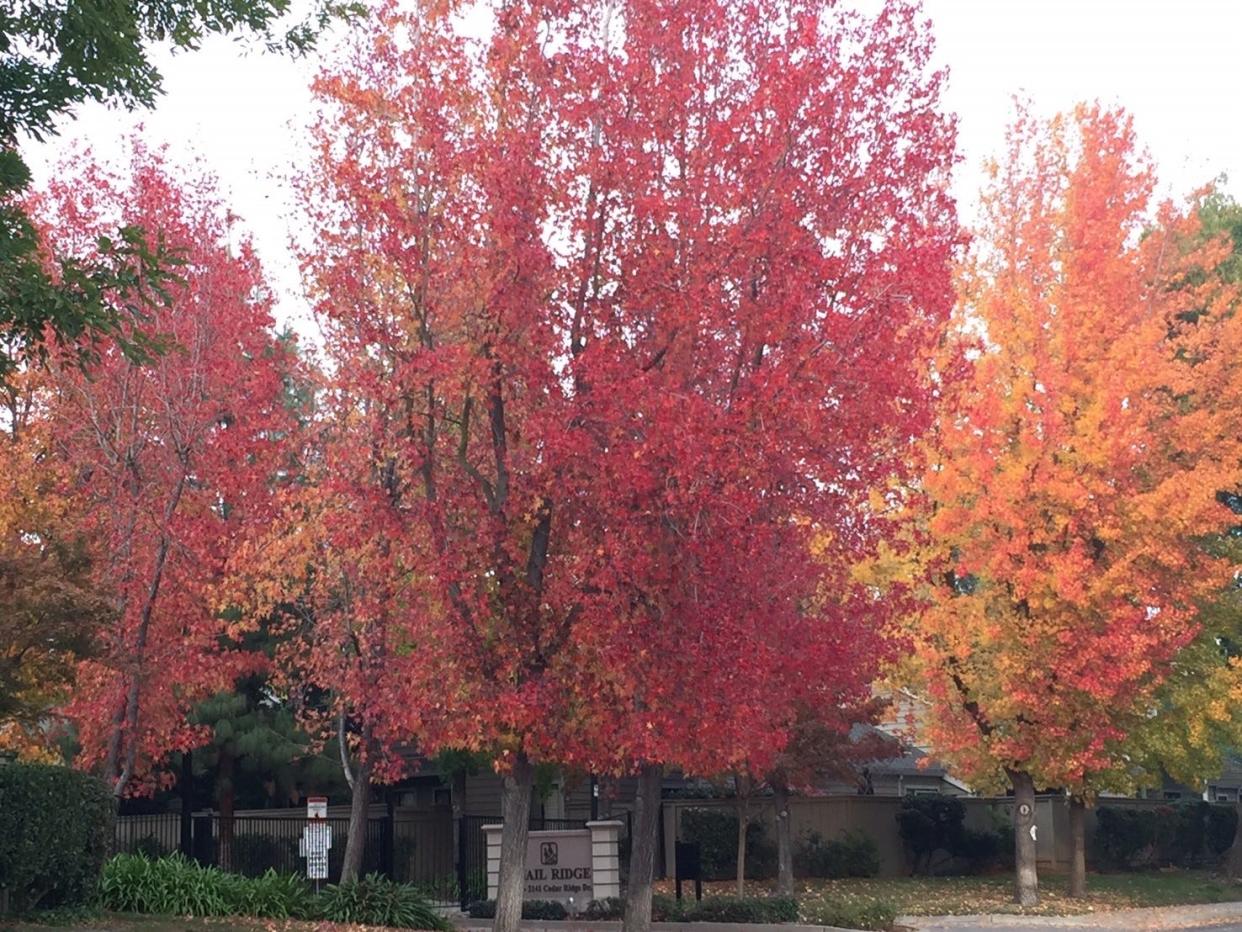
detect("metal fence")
(114, 811), (589, 908)
(115, 812), (458, 902)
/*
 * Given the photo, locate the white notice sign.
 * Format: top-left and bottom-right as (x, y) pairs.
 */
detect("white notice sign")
(300, 822), (332, 880)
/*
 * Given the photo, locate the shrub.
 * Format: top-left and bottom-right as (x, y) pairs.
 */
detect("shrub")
(0, 763), (114, 913)
(132, 834), (168, 860)
(1093, 803), (1235, 870)
(464, 899), (567, 920)
(801, 898), (898, 931)
(100, 855), (446, 928)
(228, 833), (293, 878)
(680, 808), (776, 880)
(583, 896), (625, 919)
(318, 873), (449, 929)
(651, 892), (683, 921)
(233, 869), (316, 919)
(895, 795), (965, 874)
(794, 830), (880, 879)
(100, 853), (238, 916)
(681, 895), (799, 923)
(955, 826), (1010, 872)
(1207, 804), (1237, 857)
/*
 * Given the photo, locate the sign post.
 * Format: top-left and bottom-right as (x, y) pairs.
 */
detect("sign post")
(300, 796), (332, 891)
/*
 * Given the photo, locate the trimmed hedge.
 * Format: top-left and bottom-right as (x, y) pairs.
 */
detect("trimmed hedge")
(0, 763), (114, 913)
(801, 898), (898, 931)
(794, 830), (880, 879)
(576, 894), (800, 923)
(100, 854), (448, 929)
(465, 898), (568, 920)
(680, 808), (778, 880)
(1094, 803), (1236, 869)
(895, 795), (1011, 874)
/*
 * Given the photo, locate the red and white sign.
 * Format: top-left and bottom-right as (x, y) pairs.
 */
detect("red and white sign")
(307, 796), (328, 820)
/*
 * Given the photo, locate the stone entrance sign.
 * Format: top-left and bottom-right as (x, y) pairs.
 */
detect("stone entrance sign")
(483, 820), (622, 912)
(525, 830), (592, 901)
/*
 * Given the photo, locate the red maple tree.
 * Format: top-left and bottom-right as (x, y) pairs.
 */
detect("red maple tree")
(296, 0), (956, 926)
(35, 143), (295, 796)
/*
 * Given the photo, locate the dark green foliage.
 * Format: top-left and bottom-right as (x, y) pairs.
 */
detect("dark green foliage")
(895, 796), (1010, 875)
(583, 896), (625, 919)
(132, 835), (169, 860)
(955, 826), (1012, 871)
(794, 830), (880, 879)
(651, 892), (682, 921)
(801, 898), (898, 931)
(465, 899), (567, 920)
(1094, 803), (1237, 870)
(318, 873), (451, 929)
(896, 795), (965, 873)
(0, 764), (114, 912)
(0, 0), (358, 386)
(99, 855), (447, 929)
(635, 894), (799, 923)
(680, 808), (777, 880)
(99, 854), (314, 918)
(679, 895), (799, 923)
(1, 1), (354, 144)
(229, 834), (294, 878)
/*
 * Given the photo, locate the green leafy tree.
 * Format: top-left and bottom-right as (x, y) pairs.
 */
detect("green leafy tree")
(0, 0), (356, 382)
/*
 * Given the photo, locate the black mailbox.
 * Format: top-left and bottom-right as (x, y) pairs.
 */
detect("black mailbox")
(674, 841), (703, 901)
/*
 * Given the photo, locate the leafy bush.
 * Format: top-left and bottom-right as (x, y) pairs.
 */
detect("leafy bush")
(895, 796), (1010, 874)
(801, 898), (898, 931)
(584, 896), (625, 919)
(594, 893), (798, 924)
(651, 892), (683, 921)
(318, 873), (451, 929)
(132, 834), (168, 860)
(680, 895), (799, 923)
(0, 763), (114, 913)
(1094, 803), (1237, 870)
(1207, 804), (1237, 857)
(232, 870), (316, 919)
(794, 830), (880, 878)
(896, 795), (965, 874)
(680, 808), (777, 880)
(464, 899), (567, 920)
(956, 825), (1011, 872)
(228, 833), (293, 878)
(100, 855), (446, 928)
(100, 854), (240, 916)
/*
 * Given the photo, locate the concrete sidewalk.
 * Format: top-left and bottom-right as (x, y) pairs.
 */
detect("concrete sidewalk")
(903, 900), (1242, 930)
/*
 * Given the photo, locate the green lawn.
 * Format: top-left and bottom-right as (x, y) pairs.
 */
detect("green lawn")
(658, 870), (1242, 918)
(3, 915), (374, 932)
(9, 872), (1242, 928)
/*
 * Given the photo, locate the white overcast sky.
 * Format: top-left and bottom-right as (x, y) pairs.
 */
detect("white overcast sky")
(22, 0), (1242, 333)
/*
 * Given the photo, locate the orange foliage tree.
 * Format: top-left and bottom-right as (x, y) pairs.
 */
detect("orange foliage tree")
(907, 105), (1242, 905)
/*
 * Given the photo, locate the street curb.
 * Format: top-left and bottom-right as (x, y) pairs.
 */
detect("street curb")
(900, 899), (1242, 929)
(454, 922), (859, 932)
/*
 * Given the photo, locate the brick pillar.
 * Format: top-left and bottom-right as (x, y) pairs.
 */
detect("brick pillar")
(587, 819), (624, 900)
(482, 824), (503, 901)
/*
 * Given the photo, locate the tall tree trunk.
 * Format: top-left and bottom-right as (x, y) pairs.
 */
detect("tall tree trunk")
(341, 723), (375, 884)
(1068, 796), (1086, 898)
(493, 752), (535, 932)
(1225, 798), (1242, 879)
(774, 782), (794, 896)
(451, 769), (467, 872)
(1008, 768), (1039, 907)
(735, 796), (748, 896)
(622, 763), (663, 932)
(218, 747), (235, 872)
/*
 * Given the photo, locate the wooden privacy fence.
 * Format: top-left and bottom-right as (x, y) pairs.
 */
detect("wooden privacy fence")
(661, 794), (1221, 877)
